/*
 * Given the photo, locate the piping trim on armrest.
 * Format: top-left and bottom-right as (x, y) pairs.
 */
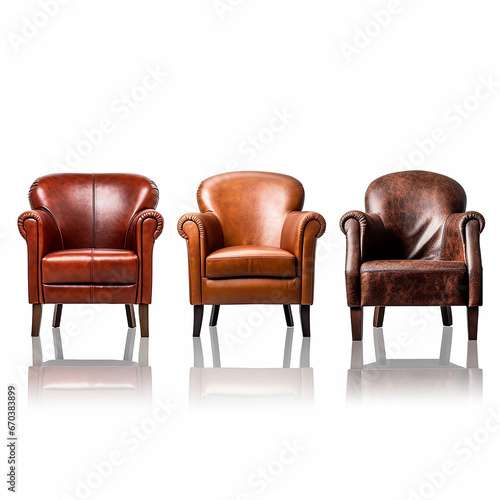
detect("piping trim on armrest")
(454, 211), (485, 234)
(339, 211), (367, 235)
(297, 212), (326, 238)
(178, 213), (209, 239)
(137, 211), (163, 240)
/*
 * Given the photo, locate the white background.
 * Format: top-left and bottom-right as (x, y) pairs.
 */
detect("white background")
(1, 1), (500, 498)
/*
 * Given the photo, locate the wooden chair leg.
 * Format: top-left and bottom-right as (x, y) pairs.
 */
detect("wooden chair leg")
(52, 304), (63, 328)
(467, 306), (478, 340)
(440, 306), (453, 326)
(283, 304), (294, 327)
(193, 305), (204, 337)
(373, 306), (385, 328)
(139, 304), (149, 338)
(125, 304), (136, 328)
(350, 307), (363, 341)
(209, 305), (220, 327)
(300, 305), (310, 337)
(32, 304), (42, 337)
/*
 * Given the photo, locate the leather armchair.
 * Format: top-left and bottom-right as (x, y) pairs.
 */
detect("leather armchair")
(178, 171), (326, 337)
(18, 173), (163, 337)
(340, 170), (485, 341)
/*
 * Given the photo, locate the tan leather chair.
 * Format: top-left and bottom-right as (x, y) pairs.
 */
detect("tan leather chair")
(340, 170), (485, 341)
(178, 171), (326, 337)
(18, 173), (163, 338)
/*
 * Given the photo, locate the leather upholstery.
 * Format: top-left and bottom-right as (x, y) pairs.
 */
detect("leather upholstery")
(179, 171), (325, 305)
(340, 171), (484, 307)
(206, 246), (296, 278)
(19, 174), (163, 304)
(360, 260), (468, 306)
(365, 170), (467, 260)
(197, 171), (305, 246)
(42, 249), (138, 284)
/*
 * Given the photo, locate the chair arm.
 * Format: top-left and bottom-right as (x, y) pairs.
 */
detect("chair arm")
(280, 211), (326, 304)
(442, 211), (485, 306)
(441, 211), (485, 262)
(339, 210), (385, 306)
(18, 209), (63, 303)
(125, 210), (164, 304)
(177, 212), (224, 304)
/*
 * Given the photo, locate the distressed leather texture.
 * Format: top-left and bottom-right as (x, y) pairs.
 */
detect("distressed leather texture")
(360, 260), (468, 306)
(19, 173), (163, 304)
(178, 171), (325, 305)
(340, 171), (484, 307)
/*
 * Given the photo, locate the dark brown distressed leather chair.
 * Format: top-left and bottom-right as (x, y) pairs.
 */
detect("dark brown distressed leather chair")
(340, 170), (485, 341)
(18, 174), (163, 338)
(178, 171), (326, 337)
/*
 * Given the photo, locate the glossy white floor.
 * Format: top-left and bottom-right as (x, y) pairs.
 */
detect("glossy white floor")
(2, 2), (500, 498)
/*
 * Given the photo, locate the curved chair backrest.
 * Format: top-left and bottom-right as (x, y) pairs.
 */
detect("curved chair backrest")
(197, 171), (304, 247)
(29, 173), (159, 249)
(365, 170), (466, 259)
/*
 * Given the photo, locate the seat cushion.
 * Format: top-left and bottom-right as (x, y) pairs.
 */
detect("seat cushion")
(42, 249), (138, 284)
(205, 246), (296, 278)
(360, 260), (468, 306)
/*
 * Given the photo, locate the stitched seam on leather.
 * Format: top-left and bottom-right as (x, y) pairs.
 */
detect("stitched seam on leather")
(140, 220), (144, 303)
(92, 174), (96, 248)
(206, 273), (296, 278)
(19, 213), (42, 303)
(40, 207), (64, 249)
(28, 178), (40, 207)
(90, 248), (94, 303)
(124, 213), (135, 249)
(43, 284), (137, 287)
(36, 219), (41, 303)
(207, 256), (295, 261)
(44, 282), (137, 286)
(361, 269), (465, 273)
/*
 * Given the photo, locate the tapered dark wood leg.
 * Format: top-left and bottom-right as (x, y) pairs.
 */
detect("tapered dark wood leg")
(32, 304), (42, 337)
(300, 305), (310, 337)
(193, 305), (204, 337)
(373, 306), (385, 328)
(209, 305), (220, 327)
(125, 304), (136, 328)
(440, 306), (452, 326)
(139, 304), (149, 338)
(350, 307), (363, 341)
(467, 306), (478, 340)
(283, 304), (294, 327)
(52, 304), (63, 328)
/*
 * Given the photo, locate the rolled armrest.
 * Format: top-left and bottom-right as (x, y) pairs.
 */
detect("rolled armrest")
(442, 211), (485, 306)
(18, 209), (63, 303)
(339, 210), (385, 306)
(177, 212), (224, 304)
(281, 211), (326, 304)
(125, 209), (164, 304)
(441, 211), (485, 262)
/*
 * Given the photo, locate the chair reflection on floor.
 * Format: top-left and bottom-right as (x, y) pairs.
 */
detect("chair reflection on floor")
(347, 327), (482, 403)
(29, 328), (151, 407)
(189, 327), (314, 410)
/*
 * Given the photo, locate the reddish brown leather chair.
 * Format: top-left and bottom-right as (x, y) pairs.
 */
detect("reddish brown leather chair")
(178, 171), (326, 337)
(340, 170), (485, 341)
(18, 174), (163, 338)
